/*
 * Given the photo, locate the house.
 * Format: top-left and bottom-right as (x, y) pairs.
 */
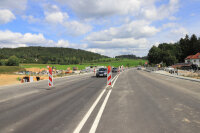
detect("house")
(185, 52), (200, 67)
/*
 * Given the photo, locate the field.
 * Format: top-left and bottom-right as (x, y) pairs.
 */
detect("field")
(0, 66), (25, 74)
(0, 59), (147, 73)
(20, 59), (147, 70)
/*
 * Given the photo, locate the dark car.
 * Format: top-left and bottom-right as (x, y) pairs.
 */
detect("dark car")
(112, 67), (118, 73)
(96, 68), (107, 77)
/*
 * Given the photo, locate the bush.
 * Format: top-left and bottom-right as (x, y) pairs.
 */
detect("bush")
(6, 56), (19, 66)
(0, 60), (4, 66)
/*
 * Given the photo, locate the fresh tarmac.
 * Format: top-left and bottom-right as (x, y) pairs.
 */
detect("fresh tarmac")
(0, 69), (200, 133)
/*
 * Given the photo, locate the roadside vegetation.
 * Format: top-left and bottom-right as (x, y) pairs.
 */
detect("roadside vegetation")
(148, 34), (200, 66)
(21, 59), (147, 70)
(0, 66), (25, 74)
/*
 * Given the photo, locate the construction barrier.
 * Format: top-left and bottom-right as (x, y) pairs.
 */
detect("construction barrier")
(94, 68), (96, 76)
(118, 66), (120, 74)
(49, 67), (53, 87)
(107, 66), (112, 86)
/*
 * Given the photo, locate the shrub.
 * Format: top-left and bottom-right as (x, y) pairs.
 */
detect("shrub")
(6, 56), (19, 66)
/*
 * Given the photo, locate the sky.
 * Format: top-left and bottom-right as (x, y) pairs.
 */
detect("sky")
(0, 0), (200, 57)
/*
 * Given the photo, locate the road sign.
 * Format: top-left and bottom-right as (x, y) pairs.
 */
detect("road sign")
(107, 66), (112, 86)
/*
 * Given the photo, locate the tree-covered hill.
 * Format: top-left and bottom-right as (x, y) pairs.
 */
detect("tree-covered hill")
(115, 54), (147, 60)
(0, 47), (108, 65)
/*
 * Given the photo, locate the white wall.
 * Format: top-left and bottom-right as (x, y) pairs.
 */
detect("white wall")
(185, 59), (200, 67)
(191, 59), (200, 67)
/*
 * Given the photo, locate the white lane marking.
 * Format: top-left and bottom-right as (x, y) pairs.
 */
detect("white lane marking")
(89, 89), (112, 133)
(73, 74), (118, 133)
(0, 90), (39, 103)
(111, 74), (119, 88)
(73, 89), (106, 133)
(89, 75), (119, 133)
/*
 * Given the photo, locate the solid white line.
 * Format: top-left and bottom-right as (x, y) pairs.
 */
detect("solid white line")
(73, 89), (106, 133)
(0, 90), (39, 103)
(89, 74), (119, 133)
(73, 74), (118, 133)
(111, 74), (119, 88)
(89, 89), (112, 133)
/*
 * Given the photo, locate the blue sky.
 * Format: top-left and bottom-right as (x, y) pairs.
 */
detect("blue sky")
(0, 0), (200, 57)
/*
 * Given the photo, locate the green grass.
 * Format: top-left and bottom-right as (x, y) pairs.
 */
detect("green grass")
(20, 64), (89, 70)
(0, 66), (25, 74)
(20, 59), (147, 70)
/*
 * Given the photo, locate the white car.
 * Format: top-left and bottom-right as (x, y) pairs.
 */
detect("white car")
(165, 67), (174, 72)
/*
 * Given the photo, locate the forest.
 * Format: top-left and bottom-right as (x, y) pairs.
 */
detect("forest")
(115, 54), (147, 60)
(0, 47), (107, 66)
(148, 34), (200, 66)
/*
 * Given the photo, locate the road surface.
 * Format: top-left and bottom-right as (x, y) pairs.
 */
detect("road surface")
(0, 69), (200, 133)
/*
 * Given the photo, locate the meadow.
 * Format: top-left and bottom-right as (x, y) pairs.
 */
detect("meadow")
(20, 59), (147, 70)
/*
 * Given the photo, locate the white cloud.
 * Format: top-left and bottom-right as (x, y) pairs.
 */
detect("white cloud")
(170, 27), (188, 36)
(86, 20), (159, 42)
(0, 9), (16, 24)
(88, 38), (148, 49)
(55, 40), (70, 47)
(45, 12), (68, 24)
(57, 0), (179, 21)
(0, 30), (54, 47)
(139, 0), (179, 21)
(162, 22), (178, 29)
(87, 47), (149, 57)
(22, 15), (41, 23)
(57, 0), (141, 18)
(0, 0), (27, 12)
(0, 30), (88, 50)
(63, 21), (92, 36)
(44, 5), (69, 24)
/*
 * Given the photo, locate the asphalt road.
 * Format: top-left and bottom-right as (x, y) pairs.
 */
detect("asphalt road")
(0, 69), (200, 133)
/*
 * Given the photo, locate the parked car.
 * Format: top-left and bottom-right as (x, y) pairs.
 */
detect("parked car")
(112, 67), (118, 73)
(96, 68), (107, 77)
(165, 67), (174, 72)
(137, 66), (142, 70)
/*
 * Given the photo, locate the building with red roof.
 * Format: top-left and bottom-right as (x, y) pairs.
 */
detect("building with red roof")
(185, 52), (200, 67)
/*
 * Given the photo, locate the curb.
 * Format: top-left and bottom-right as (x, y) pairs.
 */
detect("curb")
(153, 71), (200, 83)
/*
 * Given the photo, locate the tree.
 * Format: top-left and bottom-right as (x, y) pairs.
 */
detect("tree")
(161, 51), (177, 66)
(0, 60), (4, 66)
(147, 46), (162, 64)
(6, 56), (19, 66)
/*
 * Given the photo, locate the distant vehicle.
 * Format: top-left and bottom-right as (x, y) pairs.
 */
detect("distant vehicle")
(137, 66), (142, 70)
(165, 67), (174, 72)
(112, 67), (118, 73)
(96, 68), (107, 77)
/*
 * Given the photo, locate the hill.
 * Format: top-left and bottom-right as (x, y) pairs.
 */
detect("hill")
(0, 47), (108, 65)
(115, 54), (147, 60)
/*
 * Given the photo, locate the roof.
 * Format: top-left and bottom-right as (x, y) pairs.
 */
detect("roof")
(185, 52), (200, 59)
(172, 63), (192, 68)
